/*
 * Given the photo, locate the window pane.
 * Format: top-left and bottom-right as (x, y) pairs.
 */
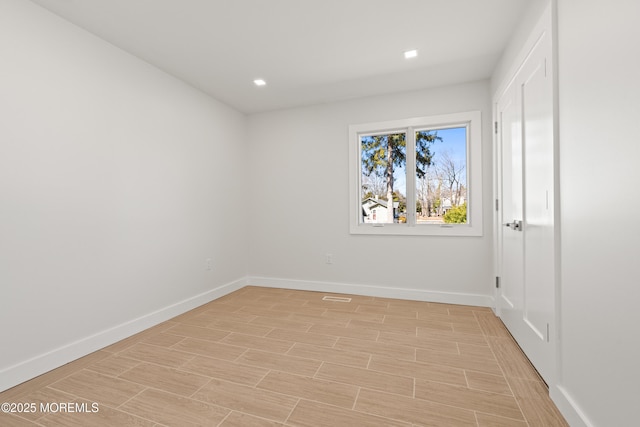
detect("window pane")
(360, 132), (407, 224)
(416, 127), (467, 224)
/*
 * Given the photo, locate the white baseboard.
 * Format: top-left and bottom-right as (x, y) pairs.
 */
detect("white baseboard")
(550, 384), (594, 427)
(248, 276), (493, 307)
(0, 277), (247, 393)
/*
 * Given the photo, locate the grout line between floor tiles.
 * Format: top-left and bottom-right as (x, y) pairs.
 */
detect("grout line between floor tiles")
(179, 353), (197, 368)
(166, 335), (189, 349)
(119, 396), (201, 427)
(329, 336), (338, 348)
(352, 387), (362, 410)
(475, 409), (535, 426)
(144, 383), (213, 403)
(40, 367), (93, 393)
(469, 337), (530, 424)
(312, 361), (325, 379)
(38, 415), (57, 427)
(254, 369), (273, 388)
(503, 377), (530, 426)
(283, 398), (301, 425)
(106, 361), (144, 378)
(215, 410), (232, 427)
(473, 410), (481, 427)
(409, 389), (512, 421)
(283, 343), (294, 356)
(106, 358), (208, 393)
(314, 397), (420, 427)
(115, 386), (149, 410)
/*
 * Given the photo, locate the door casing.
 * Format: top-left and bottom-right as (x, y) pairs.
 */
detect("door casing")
(493, 4), (557, 386)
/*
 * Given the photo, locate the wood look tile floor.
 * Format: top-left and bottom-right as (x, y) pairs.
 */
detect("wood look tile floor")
(0, 287), (568, 426)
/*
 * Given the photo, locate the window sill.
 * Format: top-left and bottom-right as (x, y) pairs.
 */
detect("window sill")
(350, 223), (483, 237)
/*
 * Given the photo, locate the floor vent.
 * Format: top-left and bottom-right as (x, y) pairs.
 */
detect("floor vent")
(322, 296), (352, 303)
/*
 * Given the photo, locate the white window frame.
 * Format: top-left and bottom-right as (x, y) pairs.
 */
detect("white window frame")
(349, 111), (483, 236)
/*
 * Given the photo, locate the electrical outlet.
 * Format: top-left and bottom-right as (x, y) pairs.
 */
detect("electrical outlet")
(205, 258), (213, 271)
(325, 253), (333, 264)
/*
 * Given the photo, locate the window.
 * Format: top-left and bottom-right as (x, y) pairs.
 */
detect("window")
(349, 111), (482, 236)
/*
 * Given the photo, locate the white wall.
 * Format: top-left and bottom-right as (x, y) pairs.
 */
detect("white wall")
(556, 0), (640, 425)
(0, 0), (247, 391)
(247, 81), (494, 304)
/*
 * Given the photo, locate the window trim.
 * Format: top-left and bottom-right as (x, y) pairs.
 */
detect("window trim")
(348, 111), (483, 236)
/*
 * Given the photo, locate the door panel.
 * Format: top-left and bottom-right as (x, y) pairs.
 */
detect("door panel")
(497, 87), (522, 312)
(522, 50), (554, 344)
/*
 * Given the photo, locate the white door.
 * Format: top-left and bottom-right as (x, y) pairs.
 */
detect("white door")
(496, 29), (555, 384)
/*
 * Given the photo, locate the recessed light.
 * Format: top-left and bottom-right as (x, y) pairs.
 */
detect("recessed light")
(253, 79), (266, 86)
(404, 49), (418, 59)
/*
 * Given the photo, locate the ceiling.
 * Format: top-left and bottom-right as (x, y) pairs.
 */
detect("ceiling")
(30, 0), (531, 114)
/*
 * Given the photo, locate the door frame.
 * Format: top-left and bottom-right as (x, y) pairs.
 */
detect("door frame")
(492, 1), (560, 388)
